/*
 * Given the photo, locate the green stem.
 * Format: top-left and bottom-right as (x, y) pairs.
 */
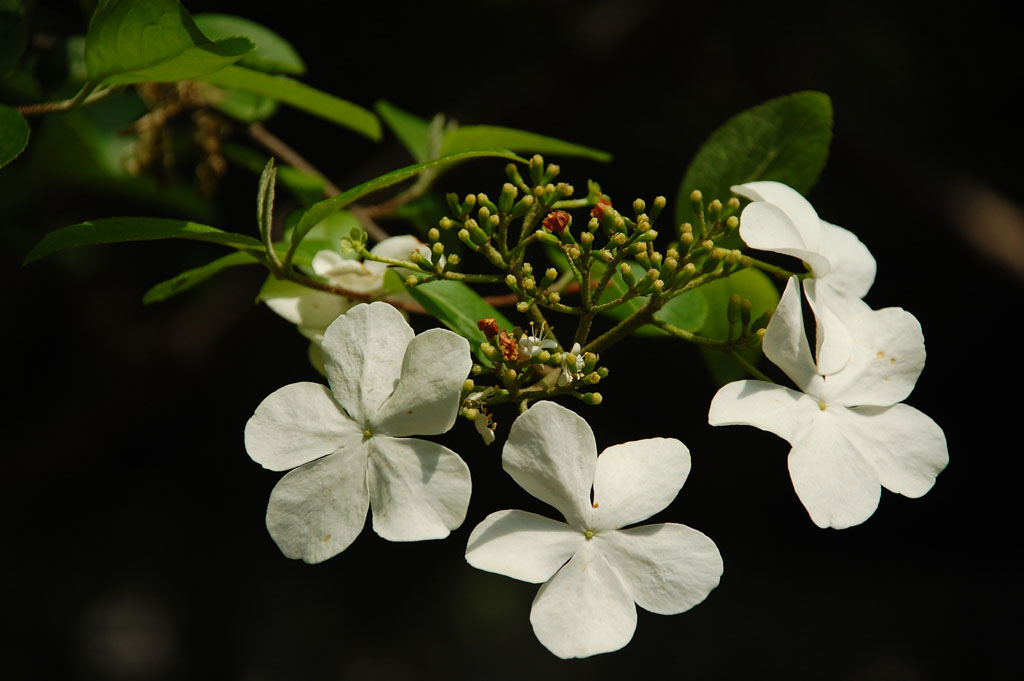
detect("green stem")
(729, 350), (774, 383)
(583, 296), (663, 354)
(17, 81), (115, 116)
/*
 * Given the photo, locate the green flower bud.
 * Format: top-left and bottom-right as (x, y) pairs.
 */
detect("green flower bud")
(548, 291), (561, 304)
(439, 217), (457, 230)
(511, 194), (535, 219)
(537, 349), (552, 363)
(446, 192), (463, 217)
(477, 193), (498, 213)
(462, 193), (476, 214)
(428, 227), (441, 242)
(620, 261), (636, 287)
(632, 198), (646, 216)
(728, 294), (741, 326)
(461, 407), (479, 420)
(529, 154), (545, 186)
(498, 183), (518, 214)
(650, 195), (667, 221)
(505, 273), (518, 288)
(582, 392), (603, 406)
(463, 379), (475, 392)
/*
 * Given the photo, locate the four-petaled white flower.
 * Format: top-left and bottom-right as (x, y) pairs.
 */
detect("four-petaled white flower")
(245, 301), (473, 563)
(733, 181), (877, 375)
(557, 342), (585, 386)
(465, 401), (723, 659)
(709, 277), (948, 529)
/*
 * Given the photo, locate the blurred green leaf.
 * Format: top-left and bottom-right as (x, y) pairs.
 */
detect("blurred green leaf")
(291, 149), (525, 256)
(597, 261), (708, 337)
(200, 65), (380, 141)
(0, 104), (29, 169)
(697, 268), (780, 384)
(442, 125), (612, 162)
(675, 91), (833, 230)
(197, 82), (278, 122)
(375, 100), (431, 162)
(406, 279), (513, 364)
(143, 250), (259, 303)
(24, 217), (262, 264)
(193, 13), (305, 75)
(85, 0), (253, 85)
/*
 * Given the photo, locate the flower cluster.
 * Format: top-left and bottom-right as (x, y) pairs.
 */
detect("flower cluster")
(241, 178), (948, 659)
(710, 183), (948, 528)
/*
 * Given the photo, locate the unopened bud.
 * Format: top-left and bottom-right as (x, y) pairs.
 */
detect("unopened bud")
(583, 392), (603, 406)
(461, 407), (479, 420)
(632, 198), (646, 215)
(428, 227), (440, 242)
(548, 292), (561, 304)
(516, 301), (530, 313)
(463, 379), (475, 392)
(498, 183), (518, 213)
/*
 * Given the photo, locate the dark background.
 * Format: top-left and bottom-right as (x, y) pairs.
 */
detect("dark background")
(5, 1), (1022, 679)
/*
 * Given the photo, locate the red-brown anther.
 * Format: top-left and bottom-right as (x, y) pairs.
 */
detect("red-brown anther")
(477, 317), (500, 337)
(497, 330), (519, 362)
(542, 210), (571, 233)
(590, 198), (612, 220)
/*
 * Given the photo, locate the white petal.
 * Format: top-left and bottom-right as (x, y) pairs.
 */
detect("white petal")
(529, 541), (637, 659)
(245, 382), (363, 471)
(804, 278), (861, 376)
(821, 306), (925, 407)
(596, 523), (723, 614)
(732, 182), (830, 275)
(788, 414), (881, 529)
(733, 181), (822, 249)
(366, 436), (471, 542)
(373, 328), (472, 436)
(313, 251), (384, 295)
(259, 276), (353, 332)
(762, 277), (822, 393)
(503, 401), (597, 529)
(708, 380), (820, 443)
(591, 438), (691, 530)
(465, 510), (584, 583)
(322, 302), (414, 424)
(265, 446), (369, 563)
(834, 403), (948, 498)
(818, 221), (876, 299)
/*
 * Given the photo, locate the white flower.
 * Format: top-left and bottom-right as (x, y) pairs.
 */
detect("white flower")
(473, 409), (497, 445)
(733, 181), (877, 375)
(518, 323), (558, 359)
(245, 301), (473, 563)
(465, 401), (723, 659)
(709, 277), (948, 529)
(557, 342), (585, 386)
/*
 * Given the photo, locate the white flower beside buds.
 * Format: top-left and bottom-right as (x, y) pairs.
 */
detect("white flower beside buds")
(709, 277), (948, 529)
(466, 401), (722, 658)
(245, 302), (473, 563)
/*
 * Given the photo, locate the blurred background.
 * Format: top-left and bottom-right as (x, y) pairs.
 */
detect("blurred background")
(4, 0), (1021, 679)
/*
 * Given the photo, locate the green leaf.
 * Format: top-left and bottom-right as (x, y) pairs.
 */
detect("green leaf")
(193, 13), (305, 75)
(143, 250), (259, 303)
(0, 104), (29, 169)
(200, 65), (380, 141)
(23, 217), (263, 265)
(597, 261), (708, 337)
(197, 82), (278, 122)
(442, 125), (612, 162)
(675, 91), (833, 230)
(376, 100), (431, 162)
(405, 280), (513, 364)
(85, 0), (253, 86)
(290, 149), (525, 258)
(697, 268), (781, 384)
